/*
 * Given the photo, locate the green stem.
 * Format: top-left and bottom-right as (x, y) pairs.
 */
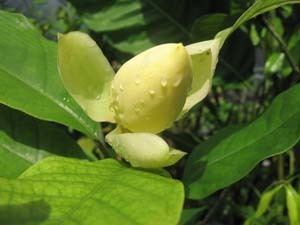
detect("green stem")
(289, 150), (295, 176)
(278, 154), (285, 180)
(263, 17), (300, 76)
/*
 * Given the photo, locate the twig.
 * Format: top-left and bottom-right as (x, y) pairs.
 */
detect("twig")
(197, 189), (229, 225)
(262, 16), (300, 79)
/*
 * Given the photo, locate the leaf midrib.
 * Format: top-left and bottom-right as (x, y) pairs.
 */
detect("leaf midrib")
(206, 110), (300, 167)
(0, 65), (93, 137)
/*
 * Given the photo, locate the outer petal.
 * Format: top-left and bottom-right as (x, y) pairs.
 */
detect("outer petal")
(58, 31), (115, 122)
(106, 128), (186, 168)
(179, 39), (221, 117)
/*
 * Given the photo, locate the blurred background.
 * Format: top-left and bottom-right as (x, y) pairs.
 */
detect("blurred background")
(1, 0), (300, 224)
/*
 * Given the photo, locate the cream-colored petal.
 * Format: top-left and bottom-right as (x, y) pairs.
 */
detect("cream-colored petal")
(58, 31), (115, 122)
(106, 128), (186, 168)
(179, 39), (221, 117)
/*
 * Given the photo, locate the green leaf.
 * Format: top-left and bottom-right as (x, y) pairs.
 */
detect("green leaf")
(58, 31), (115, 123)
(184, 84), (300, 199)
(265, 52), (285, 75)
(179, 207), (206, 225)
(83, 0), (189, 55)
(244, 185), (283, 225)
(106, 128), (186, 168)
(285, 185), (300, 225)
(0, 156), (184, 225)
(191, 13), (236, 42)
(0, 104), (85, 178)
(0, 11), (100, 139)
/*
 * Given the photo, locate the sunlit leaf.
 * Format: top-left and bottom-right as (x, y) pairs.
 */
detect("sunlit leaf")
(0, 157), (184, 225)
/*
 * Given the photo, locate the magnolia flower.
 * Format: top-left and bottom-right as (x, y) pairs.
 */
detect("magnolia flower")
(58, 31), (220, 168)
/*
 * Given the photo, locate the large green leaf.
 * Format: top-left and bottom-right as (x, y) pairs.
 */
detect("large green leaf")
(83, 0), (188, 55)
(0, 157), (184, 225)
(184, 84), (300, 199)
(0, 11), (100, 139)
(0, 104), (85, 178)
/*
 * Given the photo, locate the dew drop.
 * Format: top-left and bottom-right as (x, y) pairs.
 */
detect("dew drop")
(135, 80), (141, 85)
(96, 95), (101, 100)
(87, 40), (97, 48)
(119, 84), (124, 92)
(161, 79), (167, 87)
(149, 90), (155, 97)
(173, 77), (182, 87)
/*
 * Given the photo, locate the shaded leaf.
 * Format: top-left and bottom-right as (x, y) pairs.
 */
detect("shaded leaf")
(179, 207), (206, 225)
(191, 13), (236, 42)
(0, 104), (85, 178)
(83, 0), (189, 55)
(184, 84), (300, 199)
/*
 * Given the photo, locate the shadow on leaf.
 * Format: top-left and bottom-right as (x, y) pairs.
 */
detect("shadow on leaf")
(0, 200), (51, 224)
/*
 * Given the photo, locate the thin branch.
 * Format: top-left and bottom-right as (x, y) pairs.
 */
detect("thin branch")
(262, 16), (300, 78)
(197, 189), (229, 225)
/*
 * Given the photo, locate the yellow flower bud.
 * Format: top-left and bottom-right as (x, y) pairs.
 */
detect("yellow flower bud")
(111, 43), (193, 133)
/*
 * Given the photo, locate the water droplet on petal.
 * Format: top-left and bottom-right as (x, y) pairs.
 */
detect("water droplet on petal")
(87, 40), (97, 48)
(119, 84), (124, 91)
(173, 77), (182, 87)
(149, 90), (155, 97)
(161, 79), (167, 87)
(135, 80), (141, 85)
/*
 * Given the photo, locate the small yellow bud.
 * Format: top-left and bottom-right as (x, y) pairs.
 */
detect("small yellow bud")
(111, 43), (193, 133)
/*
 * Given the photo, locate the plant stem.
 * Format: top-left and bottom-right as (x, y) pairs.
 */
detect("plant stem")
(263, 17), (300, 78)
(289, 150), (295, 176)
(198, 189), (229, 225)
(278, 154), (285, 180)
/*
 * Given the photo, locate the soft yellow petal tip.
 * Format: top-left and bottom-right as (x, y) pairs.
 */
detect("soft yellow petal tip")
(106, 130), (186, 168)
